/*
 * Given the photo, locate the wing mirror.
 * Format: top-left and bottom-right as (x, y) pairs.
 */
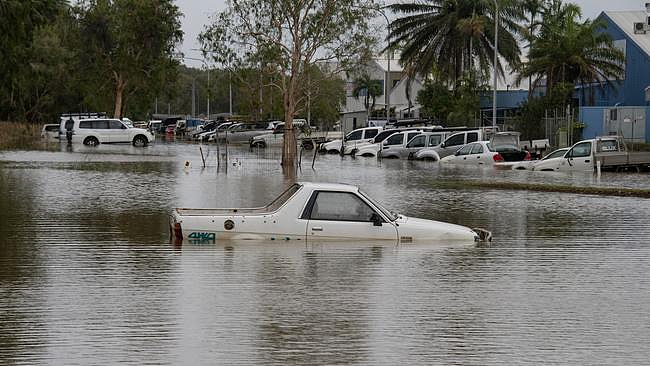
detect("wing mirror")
(370, 213), (383, 226)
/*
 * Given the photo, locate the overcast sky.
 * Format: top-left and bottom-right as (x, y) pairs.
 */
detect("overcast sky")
(176, 0), (648, 67)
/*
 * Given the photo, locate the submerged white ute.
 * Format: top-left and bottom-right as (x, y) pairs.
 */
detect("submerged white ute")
(170, 182), (491, 244)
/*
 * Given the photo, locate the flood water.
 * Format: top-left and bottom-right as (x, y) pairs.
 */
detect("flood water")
(1, 141), (650, 365)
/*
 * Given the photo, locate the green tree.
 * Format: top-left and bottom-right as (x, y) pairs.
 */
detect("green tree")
(416, 80), (453, 123)
(351, 74), (383, 116)
(200, 0), (376, 171)
(387, 0), (522, 88)
(0, 0), (63, 120)
(74, 0), (183, 118)
(516, 0), (625, 100)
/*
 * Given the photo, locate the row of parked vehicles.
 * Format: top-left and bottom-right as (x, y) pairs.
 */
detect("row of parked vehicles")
(316, 125), (650, 172)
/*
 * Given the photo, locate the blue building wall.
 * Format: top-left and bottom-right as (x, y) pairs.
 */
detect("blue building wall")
(578, 13), (650, 107)
(579, 106), (650, 142)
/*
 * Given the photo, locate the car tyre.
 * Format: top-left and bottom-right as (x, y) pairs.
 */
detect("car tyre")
(84, 136), (99, 146)
(133, 135), (148, 147)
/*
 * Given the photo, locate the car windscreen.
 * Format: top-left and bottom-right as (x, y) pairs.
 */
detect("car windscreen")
(358, 190), (397, 221)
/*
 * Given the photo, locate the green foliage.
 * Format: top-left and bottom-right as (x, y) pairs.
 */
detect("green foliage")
(417, 80), (453, 123)
(514, 83), (573, 139)
(387, 0), (523, 88)
(516, 0), (625, 98)
(417, 72), (487, 126)
(74, 0), (183, 118)
(351, 74), (383, 112)
(199, 0), (377, 166)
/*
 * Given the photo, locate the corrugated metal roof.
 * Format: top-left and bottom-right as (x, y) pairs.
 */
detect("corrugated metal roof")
(604, 11), (650, 57)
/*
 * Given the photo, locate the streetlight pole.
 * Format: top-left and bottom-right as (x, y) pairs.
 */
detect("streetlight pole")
(185, 55), (211, 118)
(492, 0), (499, 128)
(375, 9), (391, 126)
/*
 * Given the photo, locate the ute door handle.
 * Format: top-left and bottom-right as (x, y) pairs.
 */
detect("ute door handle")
(311, 227), (323, 231)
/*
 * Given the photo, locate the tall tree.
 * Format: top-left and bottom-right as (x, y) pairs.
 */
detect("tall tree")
(351, 74), (383, 116)
(75, 0), (183, 118)
(0, 0), (63, 120)
(516, 0), (625, 100)
(200, 0), (376, 170)
(387, 0), (523, 88)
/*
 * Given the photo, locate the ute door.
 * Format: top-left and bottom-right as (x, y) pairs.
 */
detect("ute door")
(403, 134), (426, 158)
(558, 141), (593, 172)
(302, 191), (398, 241)
(381, 133), (404, 157)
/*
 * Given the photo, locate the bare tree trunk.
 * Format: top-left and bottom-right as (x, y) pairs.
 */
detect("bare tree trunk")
(114, 74), (126, 119)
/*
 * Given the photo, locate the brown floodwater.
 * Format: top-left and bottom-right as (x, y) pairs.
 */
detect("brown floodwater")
(1, 141), (649, 365)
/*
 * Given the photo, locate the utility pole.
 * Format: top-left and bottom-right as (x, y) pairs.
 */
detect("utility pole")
(492, 0), (499, 128)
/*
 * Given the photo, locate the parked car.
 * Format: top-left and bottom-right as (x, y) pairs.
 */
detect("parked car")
(392, 131), (449, 159)
(170, 182), (491, 243)
(413, 126), (497, 161)
(165, 124), (176, 134)
(355, 130), (424, 157)
(212, 122), (270, 144)
(531, 136), (650, 172)
(489, 132), (532, 162)
(41, 124), (60, 139)
(439, 141), (504, 166)
(320, 127), (382, 154)
(70, 118), (155, 147)
(510, 148), (570, 170)
(249, 121), (342, 149)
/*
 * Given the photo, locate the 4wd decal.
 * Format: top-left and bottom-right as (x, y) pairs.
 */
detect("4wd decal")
(188, 232), (216, 241)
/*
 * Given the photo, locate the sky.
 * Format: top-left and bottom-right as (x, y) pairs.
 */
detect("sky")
(176, 0), (649, 68)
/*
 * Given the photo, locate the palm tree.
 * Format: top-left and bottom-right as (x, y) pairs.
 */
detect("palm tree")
(516, 0), (625, 101)
(352, 74), (383, 115)
(387, 0), (523, 88)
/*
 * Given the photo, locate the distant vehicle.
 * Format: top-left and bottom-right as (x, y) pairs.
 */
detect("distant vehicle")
(41, 124), (60, 139)
(439, 141), (504, 166)
(214, 122), (271, 144)
(532, 136), (650, 172)
(320, 127), (382, 154)
(147, 120), (162, 133)
(249, 121), (341, 150)
(70, 118), (155, 147)
(396, 131), (450, 159)
(165, 124), (176, 134)
(510, 147), (570, 170)
(170, 182), (490, 243)
(355, 130), (424, 158)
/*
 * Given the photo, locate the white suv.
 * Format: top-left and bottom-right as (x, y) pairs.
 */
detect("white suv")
(70, 119), (155, 147)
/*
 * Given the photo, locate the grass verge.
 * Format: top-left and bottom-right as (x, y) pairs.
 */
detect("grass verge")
(0, 121), (43, 149)
(432, 179), (650, 198)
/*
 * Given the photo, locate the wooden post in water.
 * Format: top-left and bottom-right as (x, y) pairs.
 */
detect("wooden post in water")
(199, 146), (206, 168)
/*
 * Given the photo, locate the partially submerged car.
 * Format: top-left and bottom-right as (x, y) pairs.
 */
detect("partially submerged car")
(320, 126), (382, 154)
(439, 141), (505, 166)
(170, 182), (491, 243)
(510, 147), (569, 170)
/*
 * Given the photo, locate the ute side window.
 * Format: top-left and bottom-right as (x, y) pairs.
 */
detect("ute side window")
(445, 133), (465, 147)
(307, 192), (377, 222)
(570, 142), (591, 158)
(467, 132), (479, 143)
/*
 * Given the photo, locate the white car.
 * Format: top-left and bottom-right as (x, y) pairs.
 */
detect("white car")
(510, 147), (569, 170)
(41, 124), (60, 139)
(439, 141), (504, 166)
(320, 127), (382, 154)
(170, 182), (491, 243)
(355, 130), (422, 157)
(70, 118), (155, 147)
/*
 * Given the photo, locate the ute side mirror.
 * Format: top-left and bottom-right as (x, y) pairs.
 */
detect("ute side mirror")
(370, 213), (383, 226)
